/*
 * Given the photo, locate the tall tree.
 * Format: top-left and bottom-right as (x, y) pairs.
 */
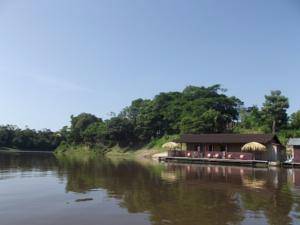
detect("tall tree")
(69, 113), (102, 144)
(236, 106), (270, 133)
(119, 85), (242, 140)
(262, 90), (289, 133)
(180, 85), (242, 133)
(290, 110), (300, 129)
(82, 122), (108, 146)
(106, 117), (135, 147)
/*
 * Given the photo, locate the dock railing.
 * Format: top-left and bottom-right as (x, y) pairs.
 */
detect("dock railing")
(168, 150), (253, 160)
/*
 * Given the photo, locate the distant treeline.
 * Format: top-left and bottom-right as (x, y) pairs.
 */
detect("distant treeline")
(1, 85), (300, 151)
(0, 126), (61, 151)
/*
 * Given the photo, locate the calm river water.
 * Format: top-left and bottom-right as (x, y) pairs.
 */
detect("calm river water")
(1, 152), (300, 225)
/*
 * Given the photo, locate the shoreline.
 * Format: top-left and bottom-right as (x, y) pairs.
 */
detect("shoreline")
(105, 147), (167, 160)
(53, 145), (167, 161)
(0, 147), (53, 154)
(0, 146), (167, 161)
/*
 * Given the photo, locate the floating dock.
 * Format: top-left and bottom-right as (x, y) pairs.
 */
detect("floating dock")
(282, 162), (300, 168)
(159, 156), (269, 167)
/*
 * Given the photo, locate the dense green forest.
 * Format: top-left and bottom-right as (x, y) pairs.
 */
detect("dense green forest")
(1, 85), (300, 152)
(0, 126), (61, 151)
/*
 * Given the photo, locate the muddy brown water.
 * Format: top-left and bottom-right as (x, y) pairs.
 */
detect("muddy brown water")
(0, 152), (300, 225)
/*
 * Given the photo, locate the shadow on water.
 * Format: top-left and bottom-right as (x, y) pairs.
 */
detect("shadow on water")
(1, 152), (300, 225)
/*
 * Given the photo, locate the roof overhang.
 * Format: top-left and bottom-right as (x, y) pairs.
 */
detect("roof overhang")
(176, 133), (282, 146)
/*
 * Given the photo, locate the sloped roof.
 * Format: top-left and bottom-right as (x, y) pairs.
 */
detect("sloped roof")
(287, 138), (300, 146)
(176, 133), (281, 145)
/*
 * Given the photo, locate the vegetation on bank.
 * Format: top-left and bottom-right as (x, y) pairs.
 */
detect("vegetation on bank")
(54, 145), (103, 163)
(55, 135), (177, 159)
(0, 126), (61, 151)
(1, 85), (300, 154)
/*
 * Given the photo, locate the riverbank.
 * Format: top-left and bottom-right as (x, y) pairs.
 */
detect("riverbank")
(54, 135), (176, 160)
(105, 146), (167, 160)
(0, 145), (167, 161)
(54, 144), (167, 161)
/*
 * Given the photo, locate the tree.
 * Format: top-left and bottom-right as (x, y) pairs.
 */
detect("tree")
(59, 126), (70, 142)
(119, 98), (148, 123)
(119, 98), (155, 142)
(180, 109), (222, 133)
(106, 117), (135, 147)
(239, 106), (262, 129)
(290, 110), (300, 129)
(0, 125), (17, 147)
(0, 125), (61, 151)
(179, 85), (242, 133)
(262, 90), (289, 133)
(235, 106), (271, 133)
(69, 113), (102, 144)
(119, 85), (243, 142)
(82, 122), (109, 147)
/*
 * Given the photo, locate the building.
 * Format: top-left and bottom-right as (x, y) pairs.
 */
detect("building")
(173, 133), (285, 162)
(287, 138), (300, 163)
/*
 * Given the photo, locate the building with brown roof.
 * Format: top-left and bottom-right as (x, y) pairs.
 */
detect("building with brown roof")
(173, 134), (285, 162)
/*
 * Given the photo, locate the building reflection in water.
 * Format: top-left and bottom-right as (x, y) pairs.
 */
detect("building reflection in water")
(287, 168), (300, 188)
(1, 152), (300, 225)
(160, 163), (300, 225)
(161, 163), (285, 189)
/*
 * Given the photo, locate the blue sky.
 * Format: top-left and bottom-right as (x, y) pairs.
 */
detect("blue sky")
(0, 0), (299, 130)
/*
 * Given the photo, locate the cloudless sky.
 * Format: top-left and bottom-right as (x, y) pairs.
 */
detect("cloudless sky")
(0, 0), (299, 130)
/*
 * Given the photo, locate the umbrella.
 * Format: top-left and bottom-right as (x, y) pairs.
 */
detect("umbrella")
(162, 142), (180, 150)
(242, 142), (267, 152)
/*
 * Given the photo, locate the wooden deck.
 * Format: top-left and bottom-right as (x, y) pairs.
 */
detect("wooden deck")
(159, 156), (269, 167)
(282, 162), (300, 168)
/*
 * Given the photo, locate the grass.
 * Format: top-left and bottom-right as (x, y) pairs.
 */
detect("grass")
(106, 135), (179, 159)
(146, 134), (179, 149)
(105, 146), (137, 159)
(54, 144), (104, 163)
(54, 135), (179, 160)
(105, 146), (162, 160)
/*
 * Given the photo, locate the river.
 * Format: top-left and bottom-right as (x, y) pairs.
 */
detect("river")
(0, 152), (300, 225)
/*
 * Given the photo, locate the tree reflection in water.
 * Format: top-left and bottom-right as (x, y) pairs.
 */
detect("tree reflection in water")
(1, 152), (300, 225)
(55, 155), (299, 225)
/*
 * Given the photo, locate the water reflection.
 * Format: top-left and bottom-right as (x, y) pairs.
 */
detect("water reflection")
(1, 152), (300, 225)
(160, 164), (295, 225)
(0, 152), (57, 172)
